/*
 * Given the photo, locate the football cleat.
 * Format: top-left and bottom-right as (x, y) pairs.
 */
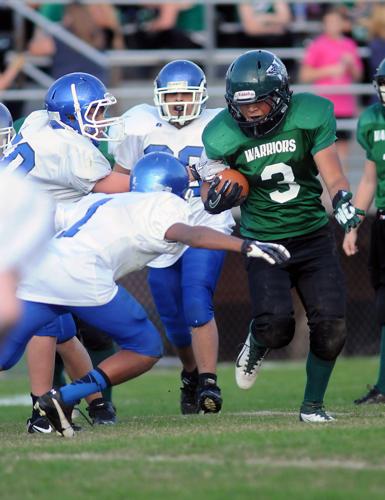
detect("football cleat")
(26, 414), (52, 434)
(197, 379), (222, 414)
(235, 328), (269, 389)
(354, 385), (385, 405)
(180, 371), (199, 415)
(87, 398), (117, 425)
(35, 389), (75, 438)
(299, 403), (335, 423)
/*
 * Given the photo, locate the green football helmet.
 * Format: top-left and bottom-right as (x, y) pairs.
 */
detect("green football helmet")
(225, 50), (292, 138)
(374, 58), (385, 107)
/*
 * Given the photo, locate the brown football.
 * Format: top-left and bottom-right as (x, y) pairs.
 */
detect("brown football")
(214, 169), (249, 205)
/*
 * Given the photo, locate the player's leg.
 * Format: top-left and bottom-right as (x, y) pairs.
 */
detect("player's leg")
(76, 319), (116, 403)
(0, 301), (60, 371)
(148, 262), (198, 414)
(27, 329), (59, 434)
(181, 247), (226, 413)
(295, 225), (346, 423)
(57, 332), (117, 424)
(236, 256), (294, 389)
(36, 286), (162, 437)
(355, 217), (385, 403)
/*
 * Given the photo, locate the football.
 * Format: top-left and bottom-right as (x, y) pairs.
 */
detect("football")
(214, 169), (249, 205)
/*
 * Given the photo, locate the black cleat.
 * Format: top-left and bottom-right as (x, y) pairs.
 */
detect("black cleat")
(26, 414), (52, 434)
(35, 389), (75, 438)
(87, 399), (116, 425)
(197, 379), (222, 414)
(180, 370), (199, 414)
(354, 385), (385, 405)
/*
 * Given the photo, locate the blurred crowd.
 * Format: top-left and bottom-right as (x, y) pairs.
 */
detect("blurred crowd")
(0, 2), (385, 120)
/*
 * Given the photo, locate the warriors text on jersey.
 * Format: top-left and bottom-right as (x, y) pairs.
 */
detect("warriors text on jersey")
(109, 104), (234, 266)
(199, 93), (336, 241)
(357, 102), (385, 210)
(17, 191), (190, 307)
(3, 110), (111, 206)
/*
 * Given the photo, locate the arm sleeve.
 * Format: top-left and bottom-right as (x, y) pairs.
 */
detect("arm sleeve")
(112, 134), (144, 172)
(310, 101), (337, 156)
(66, 147), (111, 194)
(196, 149), (229, 182)
(146, 194), (190, 242)
(356, 115), (372, 161)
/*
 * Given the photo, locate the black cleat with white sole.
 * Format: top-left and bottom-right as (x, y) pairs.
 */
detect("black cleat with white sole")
(26, 414), (52, 434)
(197, 379), (222, 414)
(35, 389), (75, 438)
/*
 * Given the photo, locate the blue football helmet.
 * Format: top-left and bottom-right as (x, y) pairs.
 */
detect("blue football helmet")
(130, 151), (189, 198)
(45, 72), (123, 142)
(154, 60), (208, 126)
(0, 102), (14, 151)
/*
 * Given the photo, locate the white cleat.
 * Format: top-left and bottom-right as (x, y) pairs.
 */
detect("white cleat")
(299, 406), (335, 423)
(235, 332), (269, 390)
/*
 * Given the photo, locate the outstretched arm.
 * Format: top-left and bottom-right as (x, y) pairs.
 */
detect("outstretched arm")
(165, 223), (290, 265)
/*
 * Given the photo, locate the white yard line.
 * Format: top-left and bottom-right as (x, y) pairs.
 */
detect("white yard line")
(15, 452), (385, 471)
(0, 394), (30, 406)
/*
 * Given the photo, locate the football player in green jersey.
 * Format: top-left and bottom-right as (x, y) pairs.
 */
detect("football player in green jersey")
(196, 49), (364, 423)
(343, 57), (385, 405)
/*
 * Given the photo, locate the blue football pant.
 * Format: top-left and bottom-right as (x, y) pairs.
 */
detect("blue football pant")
(147, 247), (226, 348)
(0, 285), (162, 370)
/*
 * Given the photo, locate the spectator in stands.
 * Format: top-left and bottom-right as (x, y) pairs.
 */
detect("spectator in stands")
(0, 53), (24, 91)
(28, 3), (123, 84)
(125, 3), (204, 50)
(299, 6), (363, 172)
(343, 58), (385, 406)
(238, 1), (292, 45)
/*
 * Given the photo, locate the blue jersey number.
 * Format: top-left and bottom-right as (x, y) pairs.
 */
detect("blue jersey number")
(143, 144), (203, 196)
(2, 133), (36, 175)
(57, 197), (113, 238)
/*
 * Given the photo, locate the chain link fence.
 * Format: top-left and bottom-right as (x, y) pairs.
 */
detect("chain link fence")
(119, 216), (378, 362)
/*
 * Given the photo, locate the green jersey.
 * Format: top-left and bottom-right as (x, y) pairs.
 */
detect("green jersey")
(356, 103), (385, 210)
(202, 93), (335, 241)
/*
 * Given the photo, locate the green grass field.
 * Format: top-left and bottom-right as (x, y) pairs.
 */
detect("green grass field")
(1, 356), (385, 500)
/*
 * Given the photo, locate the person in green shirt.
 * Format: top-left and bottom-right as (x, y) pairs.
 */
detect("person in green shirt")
(343, 57), (385, 404)
(196, 49), (364, 423)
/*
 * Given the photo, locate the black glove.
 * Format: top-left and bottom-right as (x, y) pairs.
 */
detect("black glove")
(204, 176), (243, 214)
(241, 239), (290, 265)
(332, 190), (365, 233)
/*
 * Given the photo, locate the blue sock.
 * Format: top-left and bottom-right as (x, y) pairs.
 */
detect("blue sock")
(59, 368), (110, 405)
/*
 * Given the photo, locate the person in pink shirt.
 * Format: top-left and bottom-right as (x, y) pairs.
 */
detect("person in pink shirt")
(299, 6), (363, 171)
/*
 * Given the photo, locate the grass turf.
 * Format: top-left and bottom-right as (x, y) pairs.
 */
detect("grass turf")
(1, 356), (385, 499)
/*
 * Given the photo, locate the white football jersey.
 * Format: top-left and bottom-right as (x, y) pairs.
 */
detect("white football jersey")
(0, 170), (53, 274)
(109, 104), (235, 268)
(3, 110), (111, 207)
(17, 191), (191, 307)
